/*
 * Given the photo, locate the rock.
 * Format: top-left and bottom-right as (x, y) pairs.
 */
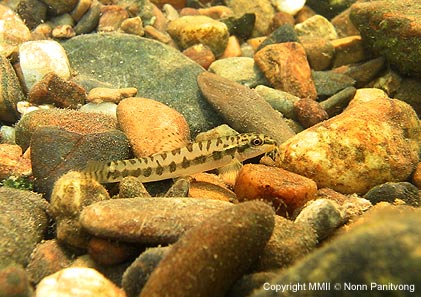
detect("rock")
(35, 267), (125, 297)
(395, 78), (421, 116)
(295, 199), (344, 240)
(118, 176), (151, 198)
(151, 0), (185, 9)
(122, 246), (171, 297)
(98, 5), (128, 32)
(120, 16), (145, 36)
(28, 72), (87, 108)
(0, 55), (25, 123)
(235, 164), (318, 217)
(220, 36), (242, 58)
(319, 86), (356, 117)
(41, 0), (78, 15)
(295, 5), (317, 23)
(0, 4), (31, 57)
(0, 187), (49, 266)
(224, 0), (275, 37)
(254, 85), (299, 120)
(117, 97), (190, 157)
(70, 0), (92, 22)
(61, 33), (223, 135)
(164, 178), (190, 197)
(337, 56), (386, 87)
(331, 7), (360, 38)
(87, 237), (139, 266)
(412, 162), (421, 189)
(26, 239), (74, 285)
(19, 40), (71, 91)
(182, 44), (215, 69)
(87, 87), (137, 104)
(293, 98), (329, 128)
(256, 216), (318, 271)
(363, 182), (420, 207)
(0, 263), (33, 297)
(271, 11), (295, 31)
(167, 16), (229, 56)
(80, 102), (118, 117)
(228, 272), (278, 297)
(15, 0), (47, 29)
(15, 108), (118, 150)
(189, 173), (237, 202)
(331, 35), (369, 68)
(295, 15), (338, 40)
(254, 42), (317, 100)
(80, 198), (233, 244)
(49, 171), (110, 249)
(208, 57), (268, 88)
(271, 0), (306, 15)
(301, 38), (335, 71)
(221, 13), (255, 40)
(197, 71), (295, 144)
(277, 89), (421, 194)
(139, 201), (275, 297)
(256, 24), (298, 51)
(52, 25), (76, 39)
(251, 205), (421, 297)
(306, 0), (355, 19)
(30, 126), (130, 196)
(73, 0), (101, 35)
(350, 0), (421, 77)
(312, 70), (356, 98)
(0, 143), (31, 180)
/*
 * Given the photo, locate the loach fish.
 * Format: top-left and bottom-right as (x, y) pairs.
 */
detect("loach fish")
(83, 133), (278, 183)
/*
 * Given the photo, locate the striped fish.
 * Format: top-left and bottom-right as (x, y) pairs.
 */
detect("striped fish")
(83, 133), (278, 183)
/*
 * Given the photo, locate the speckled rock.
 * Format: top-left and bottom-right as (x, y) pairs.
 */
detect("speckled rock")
(412, 162), (421, 189)
(87, 237), (139, 266)
(301, 38), (335, 71)
(0, 143), (31, 180)
(331, 35), (368, 68)
(251, 205), (421, 297)
(0, 263), (33, 297)
(167, 16), (229, 57)
(312, 70), (356, 98)
(277, 89), (421, 194)
(49, 171), (110, 249)
(117, 97), (190, 157)
(80, 198), (233, 244)
(208, 57), (268, 88)
(295, 15), (338, 40)
(224, 0), (275, 37)
(26, 239), (74, 285)
(36, 267), (126, 297)
(197, 71), (295, 144)
(19, 40), (71, 90)
(0, 187), (49, 266)
(15, 108), (118, 150)
(0, 55), (25, 123)
(182, 44), (215, 69)
(139, 201), (275, 297)
(254, 42), (317, 100)
(30, 126), (130, 196)
(61, 33), (223, 135)
(350, 0), (421, 77)
(73, 0), (101, 35)
(254, 85), (299, 120)
(122, 246), (171, 297)
(293, 98), (328, 128)
(306, 0), (355, 19)
(363, 182), (420, 207)
(235, 164), (318, 217)
(0, 4), (31, 57)
(256, 216), (317, 271)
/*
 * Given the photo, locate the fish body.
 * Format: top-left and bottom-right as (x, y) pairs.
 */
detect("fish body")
(83, 133), (277, 183)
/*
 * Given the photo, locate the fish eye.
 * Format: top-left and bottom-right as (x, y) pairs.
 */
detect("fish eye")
(252, 137), (264, 146)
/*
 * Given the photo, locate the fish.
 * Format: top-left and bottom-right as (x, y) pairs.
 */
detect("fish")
(83, 133), (278, 183)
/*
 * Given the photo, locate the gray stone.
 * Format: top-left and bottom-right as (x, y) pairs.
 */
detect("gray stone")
(61, 33), (223, 135)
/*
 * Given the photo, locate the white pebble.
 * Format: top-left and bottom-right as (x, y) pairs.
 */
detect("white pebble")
(19, 40), (71, 90)
(271, 0), (306, 15)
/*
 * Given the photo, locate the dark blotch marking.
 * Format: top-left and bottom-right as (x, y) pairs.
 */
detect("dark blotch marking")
(169, 161), (177, 172)
(156, 166), (164, 176)
(121, 169), (130, 177)
(206, 139), (212, 151)
(129, 159), (137, 165)
(143, 167), (152, 177)
(186, 143), (194, 152)
(194, 155), (207, 164)
(213, 151), (223, 160)
(132, 168), (142, 176)
(198, 141), (203, 150)
(215, 137), (223, 146)
(181, 156), (190, 168)
(172, 148), (181, 156)
(161, 153), (168, 160)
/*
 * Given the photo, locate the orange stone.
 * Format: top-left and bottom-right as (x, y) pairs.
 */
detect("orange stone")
(254, 42), (317, 100)
(412, 162), (421, 189)
(234, 164), (317, 217)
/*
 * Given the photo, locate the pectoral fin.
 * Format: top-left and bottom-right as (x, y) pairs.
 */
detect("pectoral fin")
(218, 159), (243, 187)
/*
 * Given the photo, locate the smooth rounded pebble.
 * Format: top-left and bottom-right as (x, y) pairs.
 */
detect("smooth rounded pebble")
(139, 201), (275, 297)
(35, 267), (125, 297)
(80, 198), (233, 244)
(117, 97), (190, 157)
(0, 263), (33, 297)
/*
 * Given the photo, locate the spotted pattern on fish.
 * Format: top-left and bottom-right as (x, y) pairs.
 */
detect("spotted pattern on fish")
(83, 133), (278, 183)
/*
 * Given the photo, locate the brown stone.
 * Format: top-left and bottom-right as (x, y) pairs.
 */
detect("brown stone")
(197, 72), (295, 144)
(198, 6), (233, 19)
(117, 97), (190, 157)
(98, 5), (128, 32)
(293, 98), (329, 128)
(220, 35), (242, 58)
(254, 42), (317, 100)
(0, 144), (31, 179)
(189, 173), (237, 202)
(271, 11), (295, 31)
(87, 237), (139, 265)
(120, 16), (144, 36)
(182, 44), (215, 69)
(234, 164), (318, 217)
(139, 201), (275, 297)
(412, 162), (421, 189)
(80, 198), (233, 244)
(70, 0), (92, 22)
(331, 8), (360, 38)
(52, 25), (76, 39)
(331, 36), (369, 68)
(28, 72), (87, 108)
(295, 5), (316, 24)
(87, 87), (137, 104)
(301, 38), (334, 71)
(150, 0), (186, 9)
